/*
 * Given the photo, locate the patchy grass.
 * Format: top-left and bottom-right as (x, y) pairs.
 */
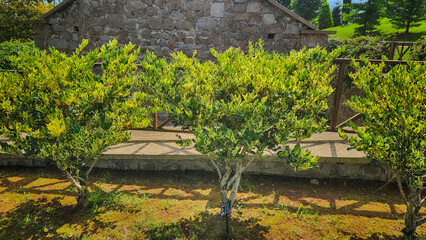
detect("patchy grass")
(1, 167), (426, 239)
(325, 18), (426, 41)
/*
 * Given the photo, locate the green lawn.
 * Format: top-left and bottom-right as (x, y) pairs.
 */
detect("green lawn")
(325, 18), (426, 41)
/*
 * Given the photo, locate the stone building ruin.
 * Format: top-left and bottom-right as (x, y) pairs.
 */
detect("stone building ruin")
(34, 0), (335, 59)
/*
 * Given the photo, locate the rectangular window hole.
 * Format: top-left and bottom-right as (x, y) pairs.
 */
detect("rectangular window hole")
(267, 33), (276, 40)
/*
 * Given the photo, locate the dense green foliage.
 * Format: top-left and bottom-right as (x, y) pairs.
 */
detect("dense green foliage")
(0, 0), (52, 42)
(342, 0), (351, 25)
(332, 5), (342, 27)
(348, 0), (383, 35)
(292, 0), (322, 21)
(0, 40), (152, 207)
(277, 0), (292, 8)
(318, 1), (333, 29)
(327, 36), (389, 59)
(0, 40), (35, 69)
(139, 41), (341, 215)
(340, 59), (425, 236)
(411, 36), (426, 61)
(385, 0), (426, 34)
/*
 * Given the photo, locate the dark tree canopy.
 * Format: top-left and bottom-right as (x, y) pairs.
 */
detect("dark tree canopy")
(385, 0), (426, 34)
(0, 0), (52, 42)
(277, 0), (292, 9)
(292, 0), (322, 21)
(349, 0), (383, 35)
(332, 4), (342, 26)
(318, 1), (334, 29)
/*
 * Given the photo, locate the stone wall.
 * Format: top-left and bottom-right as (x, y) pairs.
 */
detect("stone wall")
(34, 0), (330, 59)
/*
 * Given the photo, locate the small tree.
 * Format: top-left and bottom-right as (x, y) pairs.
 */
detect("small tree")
(139, 42), (340, 212)
(348, 0), (383, 35)
(385, 0), (426, 34)
(0, 0), (52, 42)
(318, 1), (334, 29)
(340, 59), (426, 237)
(332, 4), (342, 27)
(0, 40), (152, 207)
(292, 0), (322, 21)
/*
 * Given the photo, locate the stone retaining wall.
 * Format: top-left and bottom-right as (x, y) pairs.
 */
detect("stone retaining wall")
(0, 153), (392, 182)
(34, 0), (331, 59)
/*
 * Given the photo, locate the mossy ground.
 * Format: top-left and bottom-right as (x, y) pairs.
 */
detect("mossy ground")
(1, 167), (425, 239)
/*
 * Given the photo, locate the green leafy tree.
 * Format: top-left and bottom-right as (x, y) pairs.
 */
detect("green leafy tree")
(385, 0), (426, 34)
(292, 0), (322, 21)
(318, 1), (334, 29)
(0, 40), (152, 207)
(139, 42), (341, 214)
(348, 0), (383, 35)
(340, 59), (426, 237)
(332, 4), (342, 26)
(342, 0), (352, 25)
(0, 0), (52, 42)
(277, 0), (292, 8)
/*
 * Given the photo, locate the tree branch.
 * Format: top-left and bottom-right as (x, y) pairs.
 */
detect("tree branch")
(86, 157), (99, 177)
(210, 158), (222, 180)
(64, 170), (82, 192)
(417, 216), (426, 226)
(397, 172), (408, 205)
(227, 161), (243, 189)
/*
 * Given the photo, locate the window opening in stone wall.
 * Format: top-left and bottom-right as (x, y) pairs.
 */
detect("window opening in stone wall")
(267, 33), (276, 40)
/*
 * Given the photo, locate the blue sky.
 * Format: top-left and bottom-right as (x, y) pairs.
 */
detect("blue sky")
(328, 0), (362, 9)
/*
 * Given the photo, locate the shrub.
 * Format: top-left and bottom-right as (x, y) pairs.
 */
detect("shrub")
(0, 39), (153, 207)
(139, 41), (341, 221)
(340, 58), (426, 237)
(328, 36), (389, 59)
(411, 36), (426, 61)
(0, 40), (35, 69)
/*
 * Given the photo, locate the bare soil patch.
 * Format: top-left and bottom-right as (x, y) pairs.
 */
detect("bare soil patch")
(0, 166), (425, 239)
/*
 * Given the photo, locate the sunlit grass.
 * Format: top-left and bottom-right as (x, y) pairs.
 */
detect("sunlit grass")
(325, 18), (426, 41)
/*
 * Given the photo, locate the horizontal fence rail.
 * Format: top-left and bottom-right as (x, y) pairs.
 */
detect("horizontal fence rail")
(329, 58), (424, 132)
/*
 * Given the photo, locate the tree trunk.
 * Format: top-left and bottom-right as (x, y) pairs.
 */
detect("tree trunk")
(76, 175), (89, 208)
(402, 185), (422, 237)
(405, 21), (410, 34)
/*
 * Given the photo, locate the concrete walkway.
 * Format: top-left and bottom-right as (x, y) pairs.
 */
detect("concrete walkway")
(104, 128), (366, 161)
(3, 129), (391, 181)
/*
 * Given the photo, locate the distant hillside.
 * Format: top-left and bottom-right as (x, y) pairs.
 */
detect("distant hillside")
(324, 18), (426, 41)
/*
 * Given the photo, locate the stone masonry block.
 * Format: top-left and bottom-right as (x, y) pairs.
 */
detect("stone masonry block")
(247, 2), (262, 13)
(263, 14), (276, 25)
(210, 3), (225, 17)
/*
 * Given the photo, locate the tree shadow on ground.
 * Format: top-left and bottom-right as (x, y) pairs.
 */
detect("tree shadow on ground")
(0, 188), (127, 239)
(146, 211), (269, 240)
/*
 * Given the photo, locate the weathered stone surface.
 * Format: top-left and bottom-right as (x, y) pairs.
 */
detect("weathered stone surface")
(247, 2), (262, 13)
(263, 14), (276, 25)
(34, 0), (331, 58)
(196, 17), (218, 31)
(210, 3), (225, 17)
(47, 38), (68, 49)
(285, 22), (299, 35)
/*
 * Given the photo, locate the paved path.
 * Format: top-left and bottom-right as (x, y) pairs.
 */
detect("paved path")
(104, 128), (366, 161)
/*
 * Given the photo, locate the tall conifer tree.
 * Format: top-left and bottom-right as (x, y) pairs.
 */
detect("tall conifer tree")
(385, 0), (426, 34)
(332, 4), (342, 26)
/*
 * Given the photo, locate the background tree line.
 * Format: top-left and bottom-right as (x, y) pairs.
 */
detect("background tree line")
(277, 0), (425, 34)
